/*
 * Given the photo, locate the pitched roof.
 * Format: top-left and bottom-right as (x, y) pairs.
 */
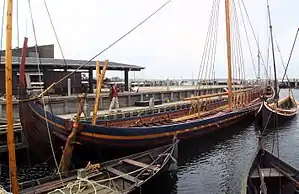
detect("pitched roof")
(0, 56), (145, 71)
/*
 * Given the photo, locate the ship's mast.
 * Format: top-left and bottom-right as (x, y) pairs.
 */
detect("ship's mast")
(5, 0), (19, 193)
(225, 0), (233, 110)
(258, 52), (260, 80)
(267, 2), (278, 102)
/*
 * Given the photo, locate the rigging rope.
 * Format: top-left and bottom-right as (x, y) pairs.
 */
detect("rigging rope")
(274, 37), (290, 84)
(275, 29), (299, 98)
(206, 0), (219, 89)
(195, 0), (220, 93)
(232, 0), (245, 82)
(43, 0), (68, 69)
(35, 0), (174, 95)
(27, 0), (64, 185)
(236, 0), (257, 79)
(240, 0), (270, 79)
(280, 28), (299, 86)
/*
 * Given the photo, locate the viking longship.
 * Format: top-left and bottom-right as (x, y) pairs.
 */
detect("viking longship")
(19, 0), (263, 164)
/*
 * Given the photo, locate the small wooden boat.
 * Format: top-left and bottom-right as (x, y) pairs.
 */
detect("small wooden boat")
(9, 139), (179, 194)
(242, 145), (299, 194)
(255, 94), (298, 129)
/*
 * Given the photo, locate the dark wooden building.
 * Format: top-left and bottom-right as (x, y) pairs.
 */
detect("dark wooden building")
(0, 44), (144, 96)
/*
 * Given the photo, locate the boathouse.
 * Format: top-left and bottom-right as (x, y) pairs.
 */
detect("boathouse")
(0, 44), (144, 95)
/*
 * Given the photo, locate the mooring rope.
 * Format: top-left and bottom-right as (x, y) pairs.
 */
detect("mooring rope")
(0, 185), (12, 194)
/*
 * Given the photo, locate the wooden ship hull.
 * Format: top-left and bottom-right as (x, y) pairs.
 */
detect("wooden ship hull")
(241, 148), (299, 194)
(255, 95), (298, 129)
(20, 87), (261, 163)
(263, 85), (275, 103)
(10, 140), (179, 194)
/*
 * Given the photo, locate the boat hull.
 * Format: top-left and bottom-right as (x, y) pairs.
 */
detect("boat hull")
(20, 97), (260, 163)
(12, 140), (179, 194)
(242, 148), (299, 194)
(255, 95), (298, 129)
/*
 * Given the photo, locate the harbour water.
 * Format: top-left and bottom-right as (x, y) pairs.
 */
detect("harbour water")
(1, 89), (298, 194)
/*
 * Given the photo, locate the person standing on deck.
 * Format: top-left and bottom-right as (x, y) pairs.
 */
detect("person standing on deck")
(109, 83), (119, 112)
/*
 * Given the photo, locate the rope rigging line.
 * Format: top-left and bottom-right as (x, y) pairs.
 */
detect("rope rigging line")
(240, 0), (270, 79)
(196, 0), (217, 83)
(198, 0), (219, 107)
(33, 0), (174, 96)
(231, 0), (243, 82)
(275, 29), (299, 98)
(195, 0), (220, 93)
(196, 0), (218, 83)
(236, 0), (257, 80)
(231, 4), (237, 83)
(199, 2), (216, 83)
(43, 0), (68, 69)
(274, 37), (291, 84)
(27, 0), (64, 185)
(17, 0), (174, 104)
(206, 0), (219, 88)
(280, 28), (299, 86)
(231, 0), (245, 105)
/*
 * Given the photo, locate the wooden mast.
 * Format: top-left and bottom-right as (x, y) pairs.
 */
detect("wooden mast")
(267, 2), (278, 102)
(5, 0), (19, 193)
(225, 0), (233, 110)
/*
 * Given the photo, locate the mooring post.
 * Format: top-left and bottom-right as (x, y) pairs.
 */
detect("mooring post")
(67, 78), (71, 96)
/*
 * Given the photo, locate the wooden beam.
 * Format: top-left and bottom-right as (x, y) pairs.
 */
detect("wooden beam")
(5, 0), (19, 192)
(96, 61), (100, 86)
(58, 93), (87, 172)
(184, 88), (253, 101)
(92, 60), (108, 125)
(122, 158), (160, 171)
(106, 167), (141, 183)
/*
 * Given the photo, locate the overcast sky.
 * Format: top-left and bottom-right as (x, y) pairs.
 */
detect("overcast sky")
(0, 0), (298, 80)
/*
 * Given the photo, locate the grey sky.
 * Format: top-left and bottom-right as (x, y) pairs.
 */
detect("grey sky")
(0, 0), (298, 80)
